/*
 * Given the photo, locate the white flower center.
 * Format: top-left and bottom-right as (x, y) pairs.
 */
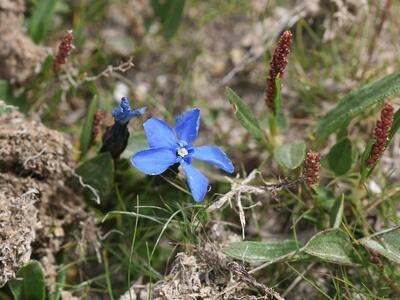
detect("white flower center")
(177, 147), (189, 157)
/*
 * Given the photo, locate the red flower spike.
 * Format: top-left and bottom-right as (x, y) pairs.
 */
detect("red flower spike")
(265, 30), (293, 113)
(304, 151), (321, 186)
(53, 30), (74, 73)
(367, 102), (394, 167)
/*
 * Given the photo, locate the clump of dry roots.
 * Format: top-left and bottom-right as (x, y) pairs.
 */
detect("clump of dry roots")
(122, 242), (283, 300)
(0, 101), (100, 290)
(0, 0), (47, 84)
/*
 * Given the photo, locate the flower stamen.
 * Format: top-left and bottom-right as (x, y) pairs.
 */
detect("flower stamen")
(177, 147), (189, 157)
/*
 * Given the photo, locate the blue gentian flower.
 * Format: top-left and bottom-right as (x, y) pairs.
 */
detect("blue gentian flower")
(100, 97), (146, 159)
(112, 97), (147, 124)
(131, 108), (234, 202)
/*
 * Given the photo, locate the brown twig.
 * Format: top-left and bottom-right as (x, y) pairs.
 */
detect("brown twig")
(61, 56), (135, 88)
(208, 170), (304, 213)
(80, 56), (134, 83)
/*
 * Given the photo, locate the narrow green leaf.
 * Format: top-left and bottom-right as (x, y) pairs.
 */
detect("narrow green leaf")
(226, 87), (264, 140)
(327, 138), (352, 175)
(360, 139), (375, 176)
(150, 0), (171, 22)
(360, 227), (400, 264)
(273, 76), (282, 113)
(388, 108), (400, 143)
(273, 141), (306, 169)
(76, 152), (114, 199)
(27, 0), (59, 44)
(315, 70), (400, 146)
(0, 80), (10, 100)
(330, 194), (344, 229)
(79, 97), (98, 159)
(163, 0), (186, 38)
(276, 111), (289, 132)
(8, 261), (45, 300)
(304, 229), (358, 266)
(223, 240), (302, 264)
(48, 251), (66, 300)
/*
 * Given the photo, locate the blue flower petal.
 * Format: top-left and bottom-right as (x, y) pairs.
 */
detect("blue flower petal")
(175, 108), (200, 143)
(181, 161), (208, 202)
(118, 106), (147, 123)
(120, 97), (131, 111)
(131, 148), (176, 175)
(143, 118), (177, 149)
(112, 98), (145, 123)
(112, 105), (125, 121)
(132, 106), (147, 116)
(192, 146), (234, 173)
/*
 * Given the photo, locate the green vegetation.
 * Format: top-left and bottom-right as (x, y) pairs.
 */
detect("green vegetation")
(1, 0), (400, 299)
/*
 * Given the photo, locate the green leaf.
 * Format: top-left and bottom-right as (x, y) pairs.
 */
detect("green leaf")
(121, 131), (148, 159)
(337, 119), (350, 141)
(360, 139), (375, 180)
(223, 240), (302, 264)
(315, 70), (400, 146)
(313, 186), (336, 210)
(327, 138), (352, 176)
(226, 87), (264, 140)
(76, 152), (114, 200)
(360, 227), (400, 264)
(151, 0), (170, 22)
(330, 194), (344, 229)
(388, 108), (400, 143)
(8, 261), (45, 300)
(303, 229), (357, 266)
(163, 0), (186, 38)
(79, 97), (98, 159)
(48, 252), (66, 300)
(273, 141), (306, 169)
(276, 111), (289, 132)
(27, 0), (59, 44)
(273, 76), (282, 113)
(0, 80), (10, 100)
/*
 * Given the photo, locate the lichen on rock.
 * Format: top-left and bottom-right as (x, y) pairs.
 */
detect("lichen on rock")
(0, 101), (100, 289)
(0, 184), (38, 286)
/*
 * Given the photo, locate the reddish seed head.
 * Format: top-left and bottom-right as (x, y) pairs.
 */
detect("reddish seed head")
(367, 102), (394, 167)
(265, 30), (293, 113)
(53, 30), (74, 73)
(91, 110), (104, 145)
(304, 150), (321, 186)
